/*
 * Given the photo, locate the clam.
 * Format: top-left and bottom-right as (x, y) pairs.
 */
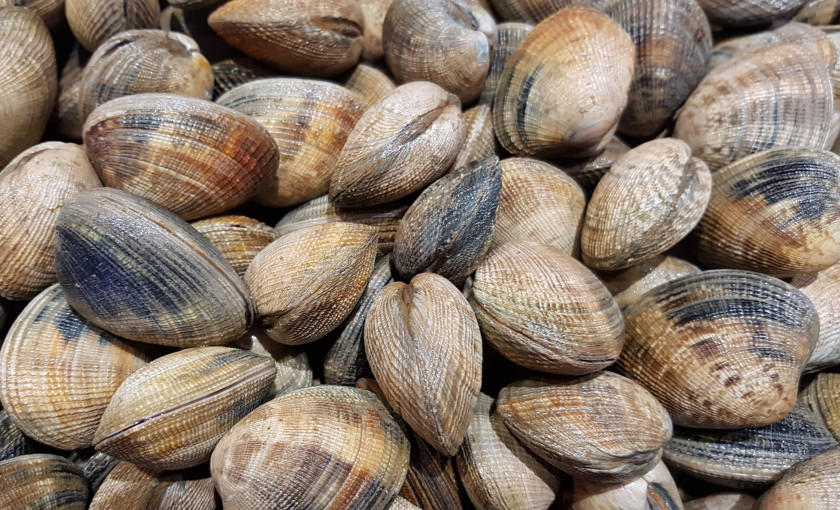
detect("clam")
(390, 497), (421, 510)
(0, 0), (64, 27)
(571, 460), (683, 510)
(90, 461), (216, 510)
(330, 81), (465, 208)
(210, 58), (269, 99)
(800, 372), (840, 440)
(57, 45), (85, 141)
(0, 7), (56, 167)
(0, 410), (32, 461)
(479, 21), (533, 105)
(620, 270), (818, 429)
(160, 5), (239, 63)
(343, 63), (396, 107)
(208, 0), (364, 77)
(488, 0), (612, 22)
(792, 263), (840, 371)
(470, 242), (624, 375)
(581, 138), (712, 271)
(708, 21), (836, 70)
(217, 78), (366, 207)
(795, 0), (840, 23)
(211, 385), (410, 510)
(452, 104), (497, 170)
(83, 93), (278, 220)
(65, 0), (160, 51)
(233, 327), (313, 396)
(693, 149), (840, 277)
(359, 0), (393, 60)
(603, 255), (702, 309)
(560, 136), (631, 190)
(755, 447), (840, 509)
(191, 215), (277, 277)
(685, 493), (756, 510)
(54, 188), (254, 347)
(0, 142), (101, 300)
(245, 222), (377, 345)
(697, 0), (807, 27)
(0, 454), (88, 509)
(77, 452), (118, 494)
(497, 372), (673, 482)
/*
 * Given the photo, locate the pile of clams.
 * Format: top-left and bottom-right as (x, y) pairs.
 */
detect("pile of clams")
(4, 0), (840, 508)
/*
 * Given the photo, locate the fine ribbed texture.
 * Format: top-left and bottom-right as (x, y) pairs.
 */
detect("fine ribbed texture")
(233, 328), (313, 397)
(191, 215), (277, 277)
(708, 21), (835, 70)
(90, 462), (216, 510)
(604, 255), (701, 309)
(801, 373), (840, 441)
(210, 58), (269, 99)
(756, 447), (840, 509)
(65, 0), (160, 51)
(697, 0), (806, 27)
(0, 410), (32, 461)
(572, 460), (683, 510)
(452, 105), (497, 170)
(343, 64), (396, 107)
(0, 454), (88, 509)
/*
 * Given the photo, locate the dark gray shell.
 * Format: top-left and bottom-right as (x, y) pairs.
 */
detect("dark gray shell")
(0, 454), (89, 509)
(698, 0), (807, 27)
(76, 452), (118, 495)
(0, 410), (32, 461)
(479, 22), (533, 105)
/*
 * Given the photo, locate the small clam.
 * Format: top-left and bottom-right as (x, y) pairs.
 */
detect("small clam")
(479, 21), (533, 105)
(795, 0), (840, 24)
(560, 136), (631, 190)
(211, 386), (410, 510)
(755, 447), (840, 509)
(603, 255), (702, 309)
(232, 327), (313, 396)
(359, 0), (393, 60)
(497, 372), (673, 482)
(792, 263), (840, 371)
(697, 0), (807, 27)
(709, 21), (836, 70)
(452, 104), (497, 170)
(801, 372), (840, 440)
(90, 462), (216, 510)
(685, 493), (756, 510)
(65, 0), (160, 51)
(0, 454), (88, 509)
(0, 0), (64, 27)
(343, 63), (396, 107)
(191, 215), (277, 277)
(620, 270), (818, 429)
(57, 45), (85, 141)
(571, 460), (683, 510)
(0, 410), (32, 461)
(390, 497), (421, 510)
(210, 57), (270, 99)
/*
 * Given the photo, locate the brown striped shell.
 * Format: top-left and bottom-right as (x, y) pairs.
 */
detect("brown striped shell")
(697, 0), (807, 27)
(330, 81), (466, 208)
(57, 45), (85, 141)
(685, 493), (756, 510)
(0, 142), (101, 300)
(603, 255), (702, 309)
(90, 462), (216, 510)
(65, 0), (160, 51)
(217, 78), (366, 207)
(479, 21), (532, 105)
(210, 58), (269, 99)
(620, 270), (818, 429)
(359, 0), (393, 60)
(470, 242), (624, 375)
(755, 447), (840, 509)
(709, 21), (836, 70)
(801, 372), (840, 441)
(792, 264), (840, 371)
(208, 0), (364, 77)
(54, 188), (254, 347)
(0, 0), (64, 26)
(497, 372), (673, 482)
(365, 272), (482, 455)
(571, 460), (683, 510)
(94, 346), (275, 470)
(210, 385), (410, 510)
(795, 0), (840, 23)
(245, 222), (377, 345)
(232, 328), (313, 396)
(343, 63), (396, 107)
(694, 149), (840, 277)
(453, 104), (497, 170)
(191, 215), (277, 277)
(0, 454), (88, 509)
(560, 136), (631, 190)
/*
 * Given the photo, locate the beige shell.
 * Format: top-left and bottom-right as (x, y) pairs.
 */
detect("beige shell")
(685, 493), (756, 510)
(792, 263), (840, 371)
(0, 454), (88, 509)
(795, 0), (840, 23)
(452, 104), (497, 170)
(210, 57), (270, 99)
(709, 21), (836, 70)
(0, 0), (64, 27)
(90, 462), (216, 510)
(359, 0), (393, 60)
(560, 135), (631, 190)
(217, 78), (367, 207)
(343, 63), (396, 107)
(603, 255), (702, 309)
(571, 460), (683, 510)
(56, 45), (85, 141)
(697, 0), (807, 27)
(755, 447), (840, 509)
(801, 372), (840, 441)
(0, 142), (101, 300)
(191, 215), (277, 277)
(233, 327), (313, 396)
(390, 497), (421, 510)
(479, 21), (533, 105)
(65, 0), (160, 51)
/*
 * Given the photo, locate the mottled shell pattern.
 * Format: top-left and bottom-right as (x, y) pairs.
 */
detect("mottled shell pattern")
(65, 0), (160, 51)
(191, 215), (277, 277)
(0, 411), (31, 461)
(708, 21), (836, 71)
(697, 0), (806, 27)
(0, 454), (88, 509)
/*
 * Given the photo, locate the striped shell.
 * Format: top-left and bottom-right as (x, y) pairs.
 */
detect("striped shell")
(159, 5), (240, 63)
(685, 494), (756, 510)
(65, 0), (160, 51)
(57, 45), (85, 141)
(233, 328), (313, 397)
(358, 0), (392, 60)
(792, 263), (840, 371)
(709, 21), (836, 70)
(0, 410), (32, 461)
(604, 255), (701, 309)
(210, 58), (269, 99)
(90, 462), (216, 510)
(452, 104), (497, 170)
(571, 460), (683, 510)
(801, 372), (840, 441)
(343, 63), (396, 107)
(755, 447), (840, 509)
(77, 452), (117, 495)
(0, 454), (88, 509)
(191, 215), (277, 277)
(0, 0), (63, 26)
(697, 0), (807, 27)
(167, 0), (223, 9)
(560, 135), (630, 190)
(479, 21), (532, 105)
(488, 0), (612, 22)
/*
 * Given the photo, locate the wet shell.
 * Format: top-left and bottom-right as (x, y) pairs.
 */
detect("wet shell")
(0, 142), (101, 300)
(90, 462), (216, 510)
(755, 447), (840, 509)
(452, 104), (497, 170)
(693, 149), (840, 277)
(54, 188), (254, 347)
(0, 7), (57, 167)
(65, 0), (160, 51)
(191, 215), (277, 277)
(479, 22), (532, 105)
(245, 222), (377, 345)
(559, 136), (631, 190)
(210, 58), (269, 99)
(0, 454), (88, 509)
(390, 497), (421, 510)
(343, 63), (396, 107)
(83, 93), (278, 220)
(674, 43), (834, 171)
(0, 0), (64, 27)
(571, 460), (683, 510)
(801, 372), (840, 441)
(708, 21), (836, 70)
(359, 0), (393, 60)
(493, 7), (635, 159)
(0, 410), (32, 461)
(330, 81), (466, 208)
(792, 263), (840, 371)
(497, 372), (673, 482)
(208, 0), (364, 77)
(211, 385), (410, 510)
(620, 270), (818, 429)
(57, 45), (85, 141)
(581, 138), (712, 271)
(217, 78), (366, 207)
(685, 493), (756, 510)
(94, 346), (275, 470)
(603, 255), (701, 309)
(365, 272), (482, 455)
(457, 393), (561, 510)
(697, 0), (806, 27)
(470, 242), (624, 375)
(795, 0), (840, 23)
(233, 327), (313, 396)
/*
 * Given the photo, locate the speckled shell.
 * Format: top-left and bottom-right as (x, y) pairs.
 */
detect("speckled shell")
(479, 22), (532, 105)
(191, 215), (277, 277)
(620, 270), (818, 429)
(233, 328), (313, 396)
(493, 8), (635, 159)
(457, 393), (560, 510)
(90, 462), (216, 510)
(65, 0), (160, 51)
(581, 139), (712, 270)
(390, 497), (421, 510)
(57, 45), (85, 141)
(604, 255), (701, 309)
(94, 346), (275, 470)
(208, 0), (364, 77)
(0, 142), (101, 300)
(343, 63), (396, 107)
(709, 22), (836, 70)
(0, 454), (88, 509)
(359, 0), (392, 60)
(0, 7), (57, 167)
(383, 0), (494, 103)
(211, 385), (410, 510)
(497, 373), (673, 482)
(697, 0), (806, 27)
(54, 188), (254, 347)
(471, 242), (624, 375)
(365, 272), (482, 455)
(0, 0), (64, 26)
(685, 493), (756, 510)
(801, 372), (840, 441)
(560, 136), (631, 190)
(0, 410), (32, 461)
(694, 149), (840, 277)
(792, 264), (840, 371)
(571, 460), (683, 510)
(755, 447), (840, 509)
(330, 81), (466, 208)
(795, 0), (840, 23)
(83, 93), (278, 220)
(210, 58), (269, 99)
(674, 44), (834, 171)
(452, 104), (497, 170)
(217, 78), (366, 207)
(245, 222), (377, 345)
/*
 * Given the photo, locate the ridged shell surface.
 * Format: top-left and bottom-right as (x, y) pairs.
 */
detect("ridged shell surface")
(90, 461), (216, 510)
(792, 264), (840, 370)
(452, 104), (497, 170)
(571, 460), (683, 510)
(755, 447), (840, 509)
(801, 372), (840, 441)
(233, 328), (313, 396)
(685, 493), (755, 510)
(65, 0), (160, 51)
(390, 497), (421, 510)
(191, 215), (277, 277)
(479, 22), (532, 105)
(697, 0), (807, 27)
(560, 136), (630, 190)
(604, 255), (701, 309)
(343, 64), (396, 107)
(359, 0), (392, 60)
(0, 454), (88, 509)
(795, 0), (840, 23)
(708, 21), (836, 70)
(210, 58), (269, 99)
(0, 410), (32, 461)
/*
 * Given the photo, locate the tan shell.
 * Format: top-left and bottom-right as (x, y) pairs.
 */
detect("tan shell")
(801, 372), (840, 441)
(479, 21), (533, 105)
(210, 57), (270, 99)
(390, 497), (421, 510)
(685, 493), (756, 510)
(76, 451), (116, 495)
(452, 104), (497, 170)
(0, 0), (64, 27)
(65, 0), (160, 51)
(0, 410), (31, 461)
(217, 78), (366, 207)
(359, 0), (393, 60)
(0, 142), (101, 300)
(571, 460), (683, 510)
(233, 327), (313, 396)
(343, 63), (396, 107)
(191, 215), (277, 277)
(0, 454), (88, 509)
(245, 222), (378, 345)
(560, 135), (631, 190)
(581, 139), (712, 270)
(90, 462), (216, 510)
(208, 0), (364, 77)
(210, 385), (410, 510)
(792, 263), (840, 371)
(755, 447), (840, 509)
(603, 255), (702, 309)
(697, 0), (807, 27)
(493, 7), (635, 159)
(497, 372), (673, 482)
(56, 45), (85, 141)
(365, 272), (482, 455)
(709, 21), (837, 70)
(795, 0), (840, 23)
(330, 81), (466, 208)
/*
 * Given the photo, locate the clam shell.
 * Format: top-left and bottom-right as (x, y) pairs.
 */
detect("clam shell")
(0, 0), (64, 26)
(452, 104), (497, 170)
(191, 215), (277, 277)
(470, 242), (624, 375)
(245, 222), (377, 345)
(795, 0), (840, 23)
(801, 372), (840, 441)
(479, 21), (532, 105)
(359, 0), (393, 60)
(755, 447), (840, 509)
(581, 138), (712, 271)
(343, 63), (396, 107)
(571, 460), (683, 510)
(57, 45), (85, 141)
(390, 497), (421, 510)
(167, 0), (223, 10)
(217, 78), (366, 207)
(65, 0), (160, 51)
(160, 5), (239, 63)
(620, 270), (818, 429)
(55, 188), (254, 347)
(233, 327), (313, 396)
(693, 149), (840, 277)
(330, 81), (466, 208)
(559, 136), (631, 190)
(0, 142), (101, 300)
(488, 0), (612, 22)
(697, 0), (807, 27)
(709, 21), (836, 70)
(77, 452), (118, 495)
(83, 93), (278, 220)
(497, 372), (673, 482)
(493, 7), (635, 159)
(90, 462), (216, 510)
(0, 454), (88, 509)
(210, 385), (410, 510)
(0, 410), (32, 461)
(792, 263), (840, 371)
(603, 255), (702, 309)
(685, 493), (756, 510)
(210, 58), (269, 99)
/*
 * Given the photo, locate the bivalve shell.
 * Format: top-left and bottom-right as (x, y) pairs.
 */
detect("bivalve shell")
(0, 0), (64, 27)
(233, 328), (313, 396)
(571, 460), (683, 510)
(755, 447), (840, 509)
(390, 497), (421, 510)
(191, 215), (277, 277)
(801, 372), (840, 441)
(708, 21), (836, 70)
(359, 0), (393, 60)
(479, 21), (532, 105)
(603, 255), (701, 309)
(57, 45), (85, 142)
(685, 493), (756, 510)
(697, 0), (807, 27)
(488, 0), (611, 22)
(65, 0), (160, 51)
(343, 63), (396, 107)
(210, 58), (270, 99)
(90, 461), (216, 510)
(559, 136), (630, 190)
(0, 454), (88, 509)
(0, 410), (32, 461)
(452, 104), (497, 170)
(795, 0), (840, 23)
(792, 263), (840, 371)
